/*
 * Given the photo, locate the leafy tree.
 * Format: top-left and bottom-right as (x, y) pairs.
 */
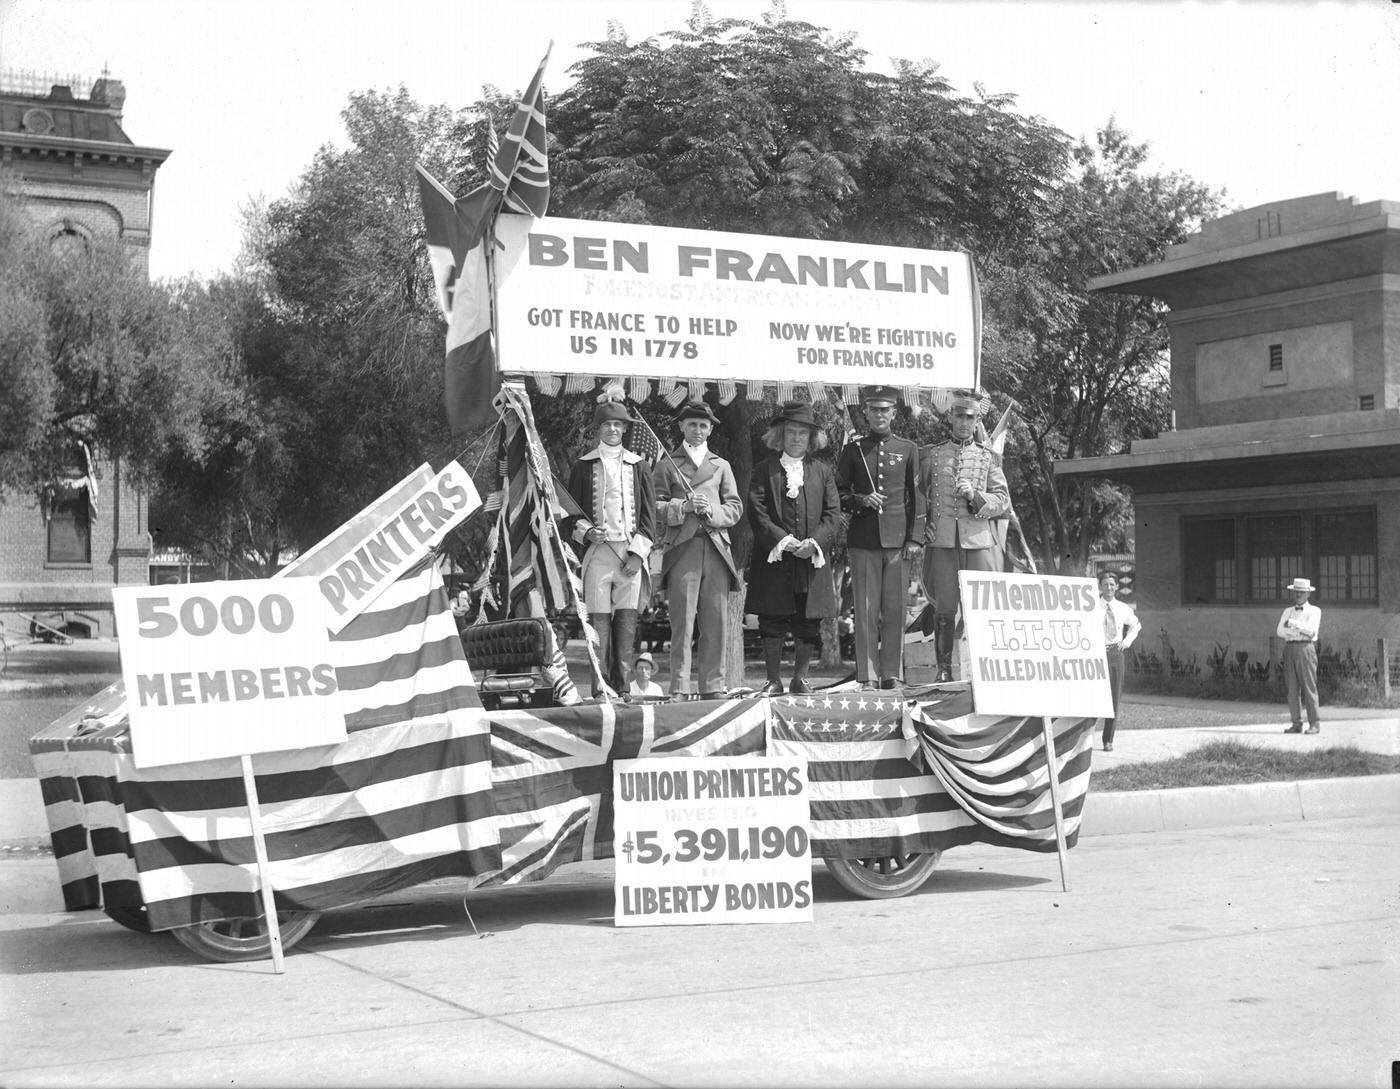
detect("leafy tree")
(0, 188), (229, 501)
(986, 120), (1226, 574)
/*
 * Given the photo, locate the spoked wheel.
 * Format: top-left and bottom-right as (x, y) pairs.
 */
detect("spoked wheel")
(170, 911), (321, 962)
(825, 851), (942, 900)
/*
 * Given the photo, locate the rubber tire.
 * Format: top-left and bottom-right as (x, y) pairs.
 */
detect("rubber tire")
(824, 851), (942, 900)
(170, 911), (321, 962)
(104, 904), (156, 934)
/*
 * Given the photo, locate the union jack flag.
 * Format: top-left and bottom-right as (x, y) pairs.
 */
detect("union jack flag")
(488, 46), (551, 217)
(476, 697), (767, 888)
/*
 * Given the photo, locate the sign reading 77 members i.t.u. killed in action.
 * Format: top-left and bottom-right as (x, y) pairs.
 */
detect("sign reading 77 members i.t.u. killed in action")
(112, 578), (347, 768)
(613, 756), (814, 927)
(959, 571), (1116, 719)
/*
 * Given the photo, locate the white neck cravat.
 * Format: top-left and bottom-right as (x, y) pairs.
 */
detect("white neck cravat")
(779, 453), (804, 499)
(684, 441), (707, 468)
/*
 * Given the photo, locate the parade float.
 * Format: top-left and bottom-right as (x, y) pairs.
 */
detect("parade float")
(29, 51), (1111, 966)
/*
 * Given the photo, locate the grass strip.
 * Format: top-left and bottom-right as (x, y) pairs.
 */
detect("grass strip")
(1093, 739), (1400, 792)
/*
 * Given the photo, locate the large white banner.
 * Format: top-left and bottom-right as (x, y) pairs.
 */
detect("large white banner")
(613, 756), (813, 927)
(113, 579), (347, 768)
(494, 216), (977, 390)
(960, 571), (1116, 719)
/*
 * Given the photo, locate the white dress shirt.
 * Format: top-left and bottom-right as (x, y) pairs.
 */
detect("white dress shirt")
(1276, 601), (1321, 643)
(1103, 596), (1142, 650)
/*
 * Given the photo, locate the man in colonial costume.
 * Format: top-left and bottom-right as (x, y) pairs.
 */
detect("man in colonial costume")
(746, 401), (841, 696)
(565, 390), (655, 697)
(653, 398), (743, 700)
(835, 386), (925, 689)
(919, 388), (1010, 682)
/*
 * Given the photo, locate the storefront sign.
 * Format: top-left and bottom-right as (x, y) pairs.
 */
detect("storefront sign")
(112, 578), (347, 768)
(494, 216), (978, 390)
(613, 756), (813, 926)
(959, 571), (1116, 718)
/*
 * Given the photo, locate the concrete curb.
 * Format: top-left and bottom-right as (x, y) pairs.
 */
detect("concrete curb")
(6, 773), (1400, 852)
(1078, 773), (1400, 836)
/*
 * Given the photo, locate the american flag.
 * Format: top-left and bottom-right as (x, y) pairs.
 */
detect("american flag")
(907, 688), (1095, 851)
(768, 691), (980, 857)
(624, 407), (663, 465)
(31, 570), (500, 931)
(768, 687), (1095, 856)
(476, 697), (767, 888)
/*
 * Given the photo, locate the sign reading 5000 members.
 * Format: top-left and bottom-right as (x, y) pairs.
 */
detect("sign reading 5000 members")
(112, 579), (347, 768)
(493, 216), (977, 390)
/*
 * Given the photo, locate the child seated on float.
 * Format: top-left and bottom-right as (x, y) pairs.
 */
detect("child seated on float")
(628, 651), (664, 698)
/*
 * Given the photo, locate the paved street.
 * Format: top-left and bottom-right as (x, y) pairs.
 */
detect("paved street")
(2, 814), (1397, 1087)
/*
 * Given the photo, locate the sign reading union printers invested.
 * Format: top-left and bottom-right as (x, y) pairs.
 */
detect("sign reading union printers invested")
(613, 756), (813, 927)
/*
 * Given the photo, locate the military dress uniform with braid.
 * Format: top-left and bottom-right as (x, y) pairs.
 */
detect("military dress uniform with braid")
(919, 436), (1009, 678)
(836, 433), (925, 685)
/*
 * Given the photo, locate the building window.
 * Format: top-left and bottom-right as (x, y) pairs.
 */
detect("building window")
(1182, 508), (1377, 605)
(1359, 394), (1375, 411)
(47, 491), (92, 563)
(1315, 510), (1377, 602)
(1183, 517), (1236, 603)
(1268, 344), (1283, 371)
(1246, 515), (1303, 601)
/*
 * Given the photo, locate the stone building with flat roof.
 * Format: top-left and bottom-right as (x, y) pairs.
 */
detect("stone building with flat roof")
(1055, 193), (1399, 689)
(0, 73), (171, 641)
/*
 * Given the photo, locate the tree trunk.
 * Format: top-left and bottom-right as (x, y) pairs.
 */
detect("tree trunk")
(724, 588), (746, 690)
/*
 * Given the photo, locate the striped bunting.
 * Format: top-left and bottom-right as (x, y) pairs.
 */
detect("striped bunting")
(30, 682), (143, 914)
(907, 688), (1095, 851)
(29, 564), (501, 931)
(474, 697), (767, 888)
(767, 691), (979, 858)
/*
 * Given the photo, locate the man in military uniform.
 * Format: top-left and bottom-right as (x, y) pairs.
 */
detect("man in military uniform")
(919, 388), (1010, 681)
(836, 386), (925, 689)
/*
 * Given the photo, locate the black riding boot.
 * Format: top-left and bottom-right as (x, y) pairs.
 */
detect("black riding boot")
(789, 638), (814, 695)
(589, 612), (612, 697)
(934, 616), (955, 683)
(611, 609), (638, 693)
(760, 637), (785, 696)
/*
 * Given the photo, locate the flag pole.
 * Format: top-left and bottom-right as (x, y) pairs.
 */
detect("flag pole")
(1040, 716), (1071, 892)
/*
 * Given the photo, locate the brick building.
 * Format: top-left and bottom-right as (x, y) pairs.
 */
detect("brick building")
(1055, 193), (1399, 687)
(0, 73), (171, 640)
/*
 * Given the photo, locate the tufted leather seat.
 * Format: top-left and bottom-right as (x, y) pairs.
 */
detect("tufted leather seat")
(460, 617), (555, 710)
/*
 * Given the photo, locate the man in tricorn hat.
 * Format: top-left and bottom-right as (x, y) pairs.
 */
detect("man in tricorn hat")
(565, 388), (656, 697)
(835, 386), (925, 689)
(919, 388), (1009, 682)
(746, 400), (841, 696)
(652, 398), (743, 699)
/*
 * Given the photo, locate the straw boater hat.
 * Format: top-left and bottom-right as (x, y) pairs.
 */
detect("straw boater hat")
(1286, 578), (1315, 593)
(674, 398), (720, 426)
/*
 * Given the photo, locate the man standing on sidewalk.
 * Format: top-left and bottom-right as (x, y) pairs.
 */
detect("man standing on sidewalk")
(1276, 577), (1322, 734)
(1099, 569), (1142, 752)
